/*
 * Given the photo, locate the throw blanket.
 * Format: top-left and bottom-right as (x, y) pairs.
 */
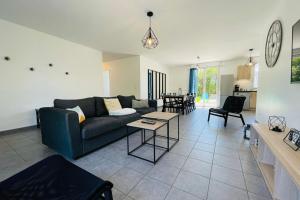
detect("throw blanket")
(109, 108), (136, 116)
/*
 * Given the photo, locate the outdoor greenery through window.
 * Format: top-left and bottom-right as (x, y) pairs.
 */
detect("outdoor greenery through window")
(196, 67), (218, 107)
(292, 57), (300, 82)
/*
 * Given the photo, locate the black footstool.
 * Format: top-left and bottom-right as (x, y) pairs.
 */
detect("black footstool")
(0, 155), (113, 200)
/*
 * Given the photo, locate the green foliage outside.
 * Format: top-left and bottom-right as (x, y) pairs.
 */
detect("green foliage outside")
(197, 67), (218, 102)
(292, 56), (300, 82)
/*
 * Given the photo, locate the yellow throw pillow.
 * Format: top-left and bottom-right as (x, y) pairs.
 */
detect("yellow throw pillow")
(67, 106), (86, 123)
(104, 98), (122, 112)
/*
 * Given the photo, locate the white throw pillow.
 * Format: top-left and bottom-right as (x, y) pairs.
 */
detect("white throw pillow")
(109, 108), (136, 116)
(67, 106), (86, 123)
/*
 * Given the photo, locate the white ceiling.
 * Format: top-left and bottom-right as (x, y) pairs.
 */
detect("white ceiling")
(0, 0), (280, 66)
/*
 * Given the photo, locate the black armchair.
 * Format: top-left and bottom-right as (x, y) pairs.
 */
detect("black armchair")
(208, 96), (246, 127)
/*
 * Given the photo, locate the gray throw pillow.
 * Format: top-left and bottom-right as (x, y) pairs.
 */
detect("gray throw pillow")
(132, 100), (149, 109)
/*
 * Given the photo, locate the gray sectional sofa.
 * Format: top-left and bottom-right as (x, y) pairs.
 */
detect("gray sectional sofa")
(39, 95), (157, 159)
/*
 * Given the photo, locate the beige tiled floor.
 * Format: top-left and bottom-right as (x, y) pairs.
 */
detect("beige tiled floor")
(0, 108), (272, 200)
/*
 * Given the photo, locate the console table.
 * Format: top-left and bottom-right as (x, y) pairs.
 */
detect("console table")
(250, 124), (300, 200)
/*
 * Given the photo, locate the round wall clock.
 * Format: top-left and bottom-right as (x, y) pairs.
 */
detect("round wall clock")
(265, 20), (283, 68)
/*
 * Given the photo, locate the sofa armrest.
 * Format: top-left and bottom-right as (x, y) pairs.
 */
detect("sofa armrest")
(148, 100), (157, 110)
(39, 107), (83, 159)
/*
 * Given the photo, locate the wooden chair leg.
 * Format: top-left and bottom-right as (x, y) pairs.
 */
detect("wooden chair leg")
(240, 114), (245, 125)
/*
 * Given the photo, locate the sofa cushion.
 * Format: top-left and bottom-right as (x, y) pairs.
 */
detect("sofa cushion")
(132, 100), (149, 109)
(104, 98), (122, 113)
(95, 97), (108, 116)
(54, 98), (96, 118)
(135, 107), (156, 115)
(81, 117), (122, 139)
(112, 112), (141, 126)
(117, 95), (136, 108)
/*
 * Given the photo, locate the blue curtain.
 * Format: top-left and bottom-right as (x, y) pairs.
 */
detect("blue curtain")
(189, 68), (198, 94)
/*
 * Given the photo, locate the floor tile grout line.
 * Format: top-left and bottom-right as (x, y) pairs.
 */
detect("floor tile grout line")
(3, 137), (27, 162)
(239, 148), (251, 200)
(162, 125), (196, 199)
(204, 119), (220, 200)
(163, 117), (206, 200)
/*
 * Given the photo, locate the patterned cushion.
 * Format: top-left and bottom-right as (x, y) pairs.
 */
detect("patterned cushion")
(67, 106), (86, 123)
(104, 98), (122, 112)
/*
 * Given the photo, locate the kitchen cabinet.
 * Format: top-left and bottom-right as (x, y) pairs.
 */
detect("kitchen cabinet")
(233, 91), (257, 110)
(249, 92), (257, 109)
(237, 65), (251, 80)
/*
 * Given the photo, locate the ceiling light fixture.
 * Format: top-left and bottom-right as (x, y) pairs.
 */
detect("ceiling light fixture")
(142, 11), (159, 49)
(248, 48), (254, 66)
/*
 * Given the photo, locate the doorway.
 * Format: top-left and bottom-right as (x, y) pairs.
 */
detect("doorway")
(196, 67), (218, 107)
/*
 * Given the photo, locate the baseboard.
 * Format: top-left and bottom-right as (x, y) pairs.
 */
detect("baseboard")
(0, 125), (37, 136)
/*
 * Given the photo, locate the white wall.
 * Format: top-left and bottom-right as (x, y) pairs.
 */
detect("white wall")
(102, 71), (110, 97)
(0, 19), (103, 132)
(104, 56), (140, 97)
(256, 0), (300, 129)
(139, 56), (170, 100)
(169, 66), (190, 94)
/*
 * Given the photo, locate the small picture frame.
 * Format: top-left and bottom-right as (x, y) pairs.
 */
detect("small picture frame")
(283, 128), (300, 151)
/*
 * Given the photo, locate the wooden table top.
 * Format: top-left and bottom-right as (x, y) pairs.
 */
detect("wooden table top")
(253, 124), (300, 187)
(142, 111), (179, 121)
(127, 119), (166, 131)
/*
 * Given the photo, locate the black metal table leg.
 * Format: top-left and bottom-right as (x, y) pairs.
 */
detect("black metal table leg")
(141, 129), (143, 144)
(178, 115), (180, 141)
(127, 126), (129, 155)
(153, 130), (156, 164)
(167, 121), (170, 151)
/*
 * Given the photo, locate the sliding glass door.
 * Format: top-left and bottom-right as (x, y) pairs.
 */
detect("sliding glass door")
(196, 67), (218, 107)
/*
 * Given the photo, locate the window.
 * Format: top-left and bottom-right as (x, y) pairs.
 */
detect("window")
(253, 63), (259, 88)
(148, 69), (166, 100)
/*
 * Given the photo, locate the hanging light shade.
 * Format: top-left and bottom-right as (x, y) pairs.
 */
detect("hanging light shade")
(142, 11), (159, 49)
(248, 48), (254, 66)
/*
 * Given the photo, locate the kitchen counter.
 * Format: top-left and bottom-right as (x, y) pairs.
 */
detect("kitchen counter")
(233, 90), (257, 94)
(233, 91), (257, 110)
